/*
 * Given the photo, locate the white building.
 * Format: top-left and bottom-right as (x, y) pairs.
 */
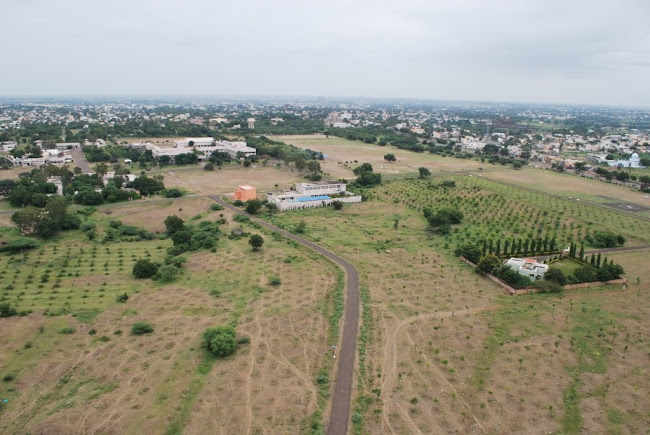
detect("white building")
(247, 118), (255, 129)
(55, 142), (82, 149)
(172, 137), (214, 148)
(505, 258), (548, 281)
(588, 152), (646, 168)
(146, 138), (256, 162)
(267, 181), (362, 212)
(0, 141), (17, 151)
(83, 139), (106, 147)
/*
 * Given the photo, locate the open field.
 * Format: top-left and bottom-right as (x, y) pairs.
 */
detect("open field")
(0, 197), (341, 434)
(159, 164), (304, 196)
(268, 176), (650, 433)
(271, 134), (483, 178)
(480, 166), (650, 209)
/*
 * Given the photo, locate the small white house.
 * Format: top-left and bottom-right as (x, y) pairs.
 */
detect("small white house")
(505, 257), (548, 280)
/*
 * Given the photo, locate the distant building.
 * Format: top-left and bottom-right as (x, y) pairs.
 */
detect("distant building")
(55, 142), (82, 149)
(267, 181), (362, 212)
(233, 185), (257, 202)
(247, 118), (255, 129)
(83, 139), (106, 147)
(505, 258), (548, 281)
(0, 141), (17, 151)
(588, 152), (646, 168)
(173, 137), (214, 148)
(47, 176), (63, 195)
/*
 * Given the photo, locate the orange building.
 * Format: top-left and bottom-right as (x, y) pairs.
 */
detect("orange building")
(233, 185), (257, 202)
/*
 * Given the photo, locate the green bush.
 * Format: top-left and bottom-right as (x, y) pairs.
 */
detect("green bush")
(455, 244), (483, 264)
(203, 326), (237, 357)
(268, 276), (282, 286)
(0, 237), (40, 253)
(0, 303), (18, 318)
(59, 327), (76, 334)
(165, 188), (183, 198)
(131, 322), (154, 335)
(209, 203), (224, 211)
(544, 268), (567, 286)
(157, 265), (181, 283)
(132, 259), (158, 279)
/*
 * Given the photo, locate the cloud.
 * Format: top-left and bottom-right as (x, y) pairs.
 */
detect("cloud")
(1, 0), (649, 105)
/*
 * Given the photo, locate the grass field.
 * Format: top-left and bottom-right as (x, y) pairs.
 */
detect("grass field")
(481, 167), (650, 209)
(0, 197), (341, 434)
(271, 134), (483, 178)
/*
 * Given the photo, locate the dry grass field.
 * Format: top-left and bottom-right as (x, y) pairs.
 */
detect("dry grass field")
(0, 197), (341, 434)
(271, 134), (483, 179)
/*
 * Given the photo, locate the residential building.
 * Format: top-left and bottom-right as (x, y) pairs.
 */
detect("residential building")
(505, 258), (548, 280)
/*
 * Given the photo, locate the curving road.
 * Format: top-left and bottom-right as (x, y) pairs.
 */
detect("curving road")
(208, 196), (359, 435)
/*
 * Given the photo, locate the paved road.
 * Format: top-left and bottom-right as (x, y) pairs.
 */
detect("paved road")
(208, 196), (359, 435)
(71, 148), (92, 173)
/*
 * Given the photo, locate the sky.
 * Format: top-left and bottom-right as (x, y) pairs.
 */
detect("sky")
(3, 0), (650, 106)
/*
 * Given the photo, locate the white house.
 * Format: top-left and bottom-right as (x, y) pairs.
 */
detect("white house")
(505, 258), (548, 280)
(0, 141), (17, 151)
(267, 181), (362, 212)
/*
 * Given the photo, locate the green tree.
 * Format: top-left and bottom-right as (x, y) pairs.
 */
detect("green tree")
(384, 153), (396, 162)
(132, 259), (158, 279)
(544, 268), (567, 286)
(245, 199), (264, 214)
(203, 326), (237, 357)
(249, 234), (264, 251)
(164, 215), (185, 234)
(418, 167), (431, 178)
(332, 200), (343, 210)
(476, 254), (502, 274)
(454, 244), (483, 264)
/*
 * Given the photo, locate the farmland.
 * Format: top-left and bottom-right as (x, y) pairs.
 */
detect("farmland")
(0, 197), (341, 434)
(267, 174), (650, 433)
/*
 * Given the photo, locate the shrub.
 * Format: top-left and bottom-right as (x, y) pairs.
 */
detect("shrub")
(455, 244), (482, 264)
(59, 327), (76, 334)
(596, 263), (625, 281)
(3, 374), (15, 382)
(157, 265), (181, 283)
(233, 200), (244, 207)
(233, 214), (250, 223)
(544, 268), (567, 286)
(476, 254), (501, 274)
(204, 162), (215, 171)
(131, 322), (154, 335)
(0, 303), (18, 318)
(245, 199), (264, 215)
(209, 203), (224, 211)
(493, 265), (533, 289)
(571, 265), (598, 283)
(534, 280), (564, 293)
(116, 293), (129, 303)
(0, 237), (40, 253)
(203, 326), (237, 356)
(269, 276), (282, 286)
(332, 200), (343, 210)
(592, 231), (619, 248)
(132, 259), (158, 279)
(165, 188), (183, 198)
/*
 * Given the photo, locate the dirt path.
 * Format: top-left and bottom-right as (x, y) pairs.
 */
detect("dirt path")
(70, 148), (92, 173)
(208, 196), (360, 435)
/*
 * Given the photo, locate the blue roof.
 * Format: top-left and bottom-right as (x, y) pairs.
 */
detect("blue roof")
(296, 195), (330, 202)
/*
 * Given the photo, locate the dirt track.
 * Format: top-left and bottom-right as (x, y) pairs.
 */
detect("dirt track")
(209, 196), (359, 435)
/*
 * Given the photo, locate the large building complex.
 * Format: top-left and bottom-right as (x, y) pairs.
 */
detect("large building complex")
(267, 181), (362, 212)
(146, 138), (256, 162)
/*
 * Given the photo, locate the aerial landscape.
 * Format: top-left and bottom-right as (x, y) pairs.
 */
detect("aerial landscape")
(1, 1), (649, 434)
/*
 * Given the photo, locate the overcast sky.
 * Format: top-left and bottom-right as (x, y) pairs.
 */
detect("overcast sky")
(3, 0), (650, 106)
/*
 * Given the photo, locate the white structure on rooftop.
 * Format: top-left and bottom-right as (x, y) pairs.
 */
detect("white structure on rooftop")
(505, 258), (548, 280)
(267, 181), (362, 212)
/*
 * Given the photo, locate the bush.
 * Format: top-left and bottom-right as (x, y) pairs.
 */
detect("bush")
(493, 265), (533, 289)
(131, 322), (154, 335)
(332, 200), (343, 210)
(268, 276), (282, 286)
(455, 244), (482, 264)
(233, 200), (244, 207)
(116, 293), (129, 303)
(534, 280), (564, 293)
(3, 374), (15, 382)
(157, 264), (181, 283)
(0, 237), (40, 253)
(165, 188), (183, 198)
(204, 162), (215, 171)
(571, 265), (598, 283)
(209, 203), (224, 211)
(233, 214), (250, 223)
(59, 327), (76, 334)
(544, 268), (567, 286)
(0, 303), (18, 318)
(132, 259), (158, 279)
(203, 326), (237, 357)
(596, 263), (625, 281)
(592, 231), (619, 248)
(476, 254), (501, 274)
(245, 199), (264, 214)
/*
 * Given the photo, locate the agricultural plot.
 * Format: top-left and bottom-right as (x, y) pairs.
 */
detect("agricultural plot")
(0, 200), (341, 434)
(267, 180), (650, 433)
(372, 176), (650, 252)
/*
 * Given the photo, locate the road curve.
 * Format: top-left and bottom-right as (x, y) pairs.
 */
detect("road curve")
(208, 195), (359, 435)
